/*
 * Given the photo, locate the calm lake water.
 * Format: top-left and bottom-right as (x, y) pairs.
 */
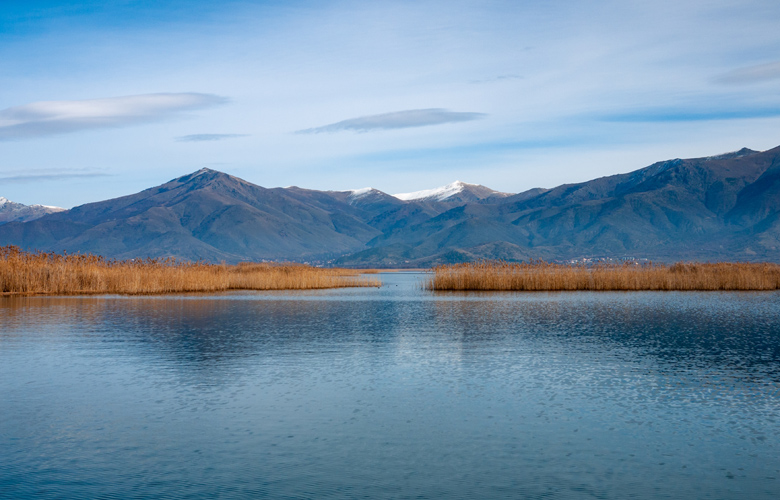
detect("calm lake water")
(1, 272), (779, 499)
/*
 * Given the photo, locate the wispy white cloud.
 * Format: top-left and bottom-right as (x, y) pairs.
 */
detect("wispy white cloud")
(714, 61), (780, 85)
(599, 105), (780, 122)
(0, 93), (227, 140)
(176, 133), (248, 142)
(0, 172), (110, 183)
(296, 109), (486, 134)
(469, 74), (523, 84)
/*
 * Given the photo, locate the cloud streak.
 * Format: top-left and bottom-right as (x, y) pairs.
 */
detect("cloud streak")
(296, 109), (486, 134)
(469, 74), (523, 84)
(0, 172), (111, 184)
(0, 93), (227, 140)
(714, 61), (780, 85)
(176, 133), (248, 142)
(599, 106), (780, 122)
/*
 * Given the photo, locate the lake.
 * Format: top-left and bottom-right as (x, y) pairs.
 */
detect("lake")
(1, 272), (779, 499)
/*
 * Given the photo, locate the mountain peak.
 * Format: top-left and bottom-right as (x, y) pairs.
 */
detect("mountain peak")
(0, 196), (64, 224)
(393, 180), (509, 202)
(347, 187), (382, 200)
(191, 167), (224, 176)
(393, 180), (470, 201)
(705, 147), (759, 161)
(171, 167), (236, 185)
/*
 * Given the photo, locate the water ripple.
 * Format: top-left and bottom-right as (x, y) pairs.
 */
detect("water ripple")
(1, 273), (779, 498)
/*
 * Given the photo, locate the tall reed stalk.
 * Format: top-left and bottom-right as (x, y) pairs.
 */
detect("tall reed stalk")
(0, 246), (379, 295)
(427, 260), (780, 291)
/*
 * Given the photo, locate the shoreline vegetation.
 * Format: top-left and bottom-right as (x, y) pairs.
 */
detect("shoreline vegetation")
(427, 261), (780, 291)
(0, 246), (380, 295)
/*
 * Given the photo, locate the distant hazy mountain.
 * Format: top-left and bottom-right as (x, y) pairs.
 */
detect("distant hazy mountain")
(0, 197), (64, 225)
(1, 145), (779, 265)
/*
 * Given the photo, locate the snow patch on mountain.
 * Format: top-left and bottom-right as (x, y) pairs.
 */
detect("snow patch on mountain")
(0, 197), (65, 224)
(348, 187), (376, 199)
(393, 181), (473, 201)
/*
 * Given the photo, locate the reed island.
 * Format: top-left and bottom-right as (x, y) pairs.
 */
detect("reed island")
(0, 246), (379, 295)
(427, 261), (780, 291)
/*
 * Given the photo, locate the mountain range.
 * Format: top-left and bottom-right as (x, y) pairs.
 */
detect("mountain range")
(1, 145), (778, 266)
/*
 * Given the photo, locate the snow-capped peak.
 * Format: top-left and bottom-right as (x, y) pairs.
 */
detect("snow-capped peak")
(0, 196), (64, 211)
(348, 187), (375, 198)
(393, 181), (473, 201)
(348, 187), (390, 201)
(0, 197), (65, 224)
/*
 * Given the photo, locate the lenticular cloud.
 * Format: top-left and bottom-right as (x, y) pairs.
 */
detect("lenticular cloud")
(296, 108), (486, 133)
(0, 93), (227, 139)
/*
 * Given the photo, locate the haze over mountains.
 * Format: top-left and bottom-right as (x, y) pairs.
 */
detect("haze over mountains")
(1, 145), (779, 266)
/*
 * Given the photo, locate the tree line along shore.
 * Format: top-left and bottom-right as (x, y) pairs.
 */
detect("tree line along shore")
(427, 261), (780, 291)
(0, 246), (379, 295)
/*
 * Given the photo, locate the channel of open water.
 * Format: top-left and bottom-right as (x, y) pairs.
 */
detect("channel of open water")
(1, 272), (779, 499)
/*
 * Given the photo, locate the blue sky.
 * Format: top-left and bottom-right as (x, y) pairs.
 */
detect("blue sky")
(1, 0), (780, 207)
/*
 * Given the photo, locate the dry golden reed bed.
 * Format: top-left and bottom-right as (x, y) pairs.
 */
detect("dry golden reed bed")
(0, 246), (380, 295)
(427, 261), (780, 291)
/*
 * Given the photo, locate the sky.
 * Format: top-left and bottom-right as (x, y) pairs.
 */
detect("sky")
(1, 0), (780, 207)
